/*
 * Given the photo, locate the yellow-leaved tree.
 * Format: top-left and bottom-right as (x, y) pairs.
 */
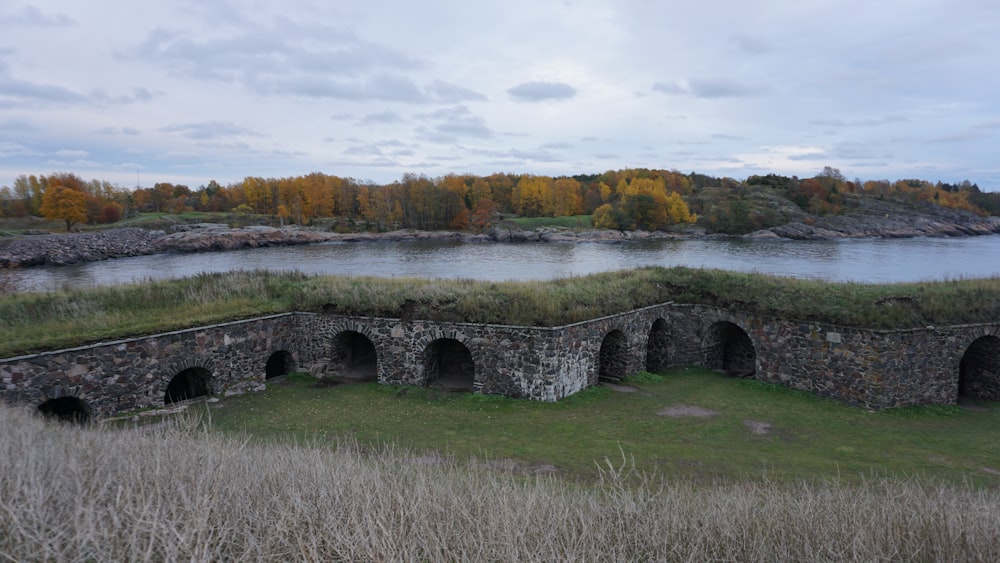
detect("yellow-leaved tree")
(40, 185), (88, 231)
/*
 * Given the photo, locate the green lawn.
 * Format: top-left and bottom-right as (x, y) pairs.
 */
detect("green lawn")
(207, 368), (1000, 486)
(507, 215), (594, 230)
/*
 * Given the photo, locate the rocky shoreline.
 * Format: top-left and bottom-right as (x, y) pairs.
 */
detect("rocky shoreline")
(3, 201), (1000, 268)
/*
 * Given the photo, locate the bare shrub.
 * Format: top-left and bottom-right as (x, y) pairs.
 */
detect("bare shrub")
(1, 404), (997, 561)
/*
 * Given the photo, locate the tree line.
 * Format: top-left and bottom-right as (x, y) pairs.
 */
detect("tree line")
(1, 167), (997, 233)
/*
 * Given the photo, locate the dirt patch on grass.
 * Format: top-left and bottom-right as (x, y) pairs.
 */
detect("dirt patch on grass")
(603, 383), (640, 393)
(743, 419), (772, 435)
(657, 404), (719, 418)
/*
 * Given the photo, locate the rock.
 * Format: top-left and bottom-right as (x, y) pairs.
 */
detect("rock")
(0, 228), (165, 267)
(752, 199), (1000, 240)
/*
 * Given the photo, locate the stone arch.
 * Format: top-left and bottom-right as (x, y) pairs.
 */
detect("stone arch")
(265, 350), (296, 379)
(599, 329), (629, 383)
(423, 337), (475, 390)
(164, 366), (213, 405)
(958, 335), (1000, 401)
(703, 321), (756, 377)
(37, 396), (91, 424)
(645, 318), (670, 373)
(329, 330), (378, 381)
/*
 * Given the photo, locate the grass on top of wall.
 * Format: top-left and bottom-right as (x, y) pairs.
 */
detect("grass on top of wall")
(2, 267), (1000, 357)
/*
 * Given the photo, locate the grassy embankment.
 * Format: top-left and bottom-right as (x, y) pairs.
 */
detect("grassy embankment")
(2, 267), (1000, 357)
(506, 214), (594, 230)
(3, 393), (998, 560)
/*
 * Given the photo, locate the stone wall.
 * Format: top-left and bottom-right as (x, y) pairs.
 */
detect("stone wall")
(1, 314), (298, 418)
(3, 304), (999, 419)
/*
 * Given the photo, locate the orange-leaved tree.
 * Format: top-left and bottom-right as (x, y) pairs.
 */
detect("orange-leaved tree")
(40, 185), (88, 231)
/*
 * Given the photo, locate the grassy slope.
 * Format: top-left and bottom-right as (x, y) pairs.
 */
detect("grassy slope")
(3, 267), (1000, 357)
(206, 369), (1000, 486)
(507, 215), (594, 230)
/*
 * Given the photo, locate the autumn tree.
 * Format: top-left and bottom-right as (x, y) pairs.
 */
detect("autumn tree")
(551, 177), (582, 217)
(40, 185), (88, 231)
(470, 197), (499, 232)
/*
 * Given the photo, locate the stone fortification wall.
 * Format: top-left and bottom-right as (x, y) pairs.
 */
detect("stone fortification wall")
(0, 314), (298, 418)
(293, 313), (566, 400)
(2, 304), (999, 420)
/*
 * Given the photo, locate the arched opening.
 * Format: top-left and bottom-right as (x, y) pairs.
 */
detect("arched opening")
(164, 367), (212, 405)
(599, 329), (629, 383)
(645, 318), (670, 373)
(330, 331), (378, 382)
(37, 396), (90, 424)
(265, 350), (295, 379)
(959, 335), (1000, 401)
(424, 338), (475, 391)
(704, 321), (756, 377)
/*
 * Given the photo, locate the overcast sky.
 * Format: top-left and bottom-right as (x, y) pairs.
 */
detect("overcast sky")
(2, 0), (999, 190)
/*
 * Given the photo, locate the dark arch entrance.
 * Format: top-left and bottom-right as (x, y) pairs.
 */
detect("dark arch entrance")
(164, 367), (212, 405)
(959, 335), (1000, 401)
(599, 329), (629, 383)
(37, 396), (90, 424)
(424, 338), (474, 391)
(645, 319), (670, 373)
(265, 350), (295, 379)
(330, 331), (378, 382)
(704, 321), (756, 377)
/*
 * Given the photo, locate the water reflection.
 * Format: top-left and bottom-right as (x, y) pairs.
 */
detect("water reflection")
(10, 235), (1000, 291)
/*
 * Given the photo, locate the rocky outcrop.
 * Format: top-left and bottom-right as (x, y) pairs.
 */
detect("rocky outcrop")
(154, 225), (339, 253)
(154, 225), (492, 253)
(485, 226), (701, 243)
(0, 228), (165, 267)
(748, 199), (1000, 240)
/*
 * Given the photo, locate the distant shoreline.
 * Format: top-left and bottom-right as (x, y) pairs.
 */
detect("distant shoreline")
(3, 200), (1000, 268)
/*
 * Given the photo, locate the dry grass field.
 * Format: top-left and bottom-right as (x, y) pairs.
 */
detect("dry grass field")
(3, 389), (999, 561)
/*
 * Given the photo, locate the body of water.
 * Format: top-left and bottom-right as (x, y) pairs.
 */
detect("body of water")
(10, 235), (1000, 291)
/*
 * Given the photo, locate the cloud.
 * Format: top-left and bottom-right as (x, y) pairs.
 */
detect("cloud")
(467, 145), (563, 163)
(417, 105), (493, 142)
(653, 78), (767, 99)
(96, 126), (142, 136)
(928, 130), (990, 143)
(257, 73), (427, 102)
(0, 49), (156, 107)
(428, 80), (486, 103)
(0, 141), (36, 158)
(343, 139), (412, 158)
(160, 121), (260, 140)
(55, 149), (90, 159)
(0, 5), (74, 27)
(507, 81), (576, 101)
(0, 77), (88, 104)
(539, 142), (573, 150)
(810, 115), (908, 128)
(127, 17), (436, 103)
(730, 33), (772, 54)
(784, 141), (893, 162)
(361, 111), (405, 125)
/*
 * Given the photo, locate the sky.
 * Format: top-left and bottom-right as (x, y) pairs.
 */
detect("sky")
(2, 0), (1000, 191)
